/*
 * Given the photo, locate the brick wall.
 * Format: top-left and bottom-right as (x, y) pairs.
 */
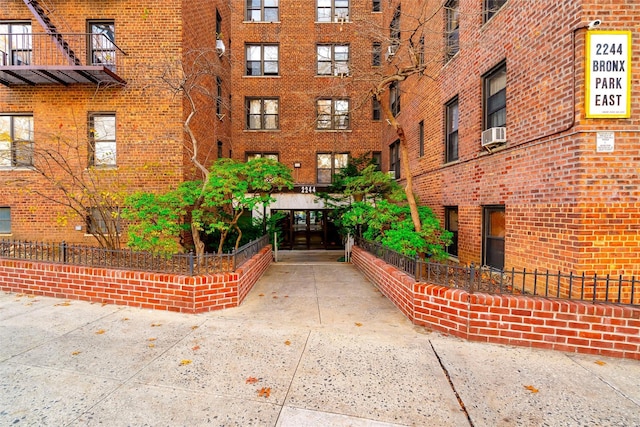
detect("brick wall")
(353, 246), (640, 360)
(0, 246), (272, 313)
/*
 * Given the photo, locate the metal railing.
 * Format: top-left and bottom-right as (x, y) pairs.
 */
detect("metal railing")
(0, 33), (125, 68)
(0, 235), (270, 276)
(354, 237), (639, 306)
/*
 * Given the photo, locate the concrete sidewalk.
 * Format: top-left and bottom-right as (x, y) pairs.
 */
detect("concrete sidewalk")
(1, 256), (639, 426)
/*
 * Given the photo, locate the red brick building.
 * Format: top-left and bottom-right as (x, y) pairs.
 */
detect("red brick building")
(2, 0), (639, 278)
(381, 0), (640, 276)
(0, 0), (230, 243)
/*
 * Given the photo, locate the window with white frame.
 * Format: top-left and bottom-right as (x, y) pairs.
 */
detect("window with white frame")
(317, 152), (348, 184)
(389, 140), (400, 179)
(246, 0), (279, 22)
(317, 0), (349, 22)
(246, 152), (279, 161)
(88, 114), (116, 167)
(246, 44), (279, 76)
(445, 0), (459, 61)
(316, 99), (349, 130)
(484, 62), (506, 129)
(317, 44), (349, 76)
(0, 207), (10, 234)
(446, 97), (459, 162)
(372, 0), (381, 12)
(0, 114), (34, 168)
(246, 98), (279, 130)
(88, 206), (121, 235)
(0, 22), (32, 66)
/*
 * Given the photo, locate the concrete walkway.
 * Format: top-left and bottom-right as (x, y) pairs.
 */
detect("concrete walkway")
(1, 252), (639, 426)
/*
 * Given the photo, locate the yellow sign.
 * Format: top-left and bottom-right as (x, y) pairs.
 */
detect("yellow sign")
(585, 30), (632, 118)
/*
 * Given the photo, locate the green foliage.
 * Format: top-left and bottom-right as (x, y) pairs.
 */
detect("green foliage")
(338, 199), (452, 261)
(123, 157), (293, 255)
(122, 191), (186, 255)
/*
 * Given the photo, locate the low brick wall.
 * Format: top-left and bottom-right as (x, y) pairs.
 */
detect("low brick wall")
(352, 246), (640, 360)
(0, 246), (272, 314)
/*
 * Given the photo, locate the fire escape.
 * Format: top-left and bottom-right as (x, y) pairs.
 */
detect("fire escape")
(0, 0), (127, 86)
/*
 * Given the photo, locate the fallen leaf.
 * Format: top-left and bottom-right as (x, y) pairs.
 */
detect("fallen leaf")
(524, 385), (539, 393)
(595, 360), (606, 366)
(95, 329), (106, 335)
(284, 295), (289, 298)
(27, 295), (36, 299)
(148, 344), (155, 348)
(284, 340), (291, 346)
(55, 301), (71, 307)
(151, 323), (162, 327)
(72, 351), (81, 356)
(259, 294), (265, 297)
(355, 322), (363, 327)
(258, 387), (271, 398)
(273, 296), (278, 299)
(191, 325), (199, 330)
(246, 377), (259, 384)
(192, 345), (200, 351)
(122, 317), (130, 321)
(180, 359), (192, 366)
(148, 337), (157, 341)
(101, 303), (107, 307)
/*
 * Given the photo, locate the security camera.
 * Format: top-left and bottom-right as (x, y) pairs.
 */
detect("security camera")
(588, 20), (601, 30)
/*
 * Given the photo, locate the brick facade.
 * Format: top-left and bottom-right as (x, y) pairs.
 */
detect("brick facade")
(353, 246), (640, 360)
(382, 0), (640, 276)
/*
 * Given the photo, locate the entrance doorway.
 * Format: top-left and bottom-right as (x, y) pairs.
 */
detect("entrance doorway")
(274, 209), (343, 250)
(483, 206), (505, 269)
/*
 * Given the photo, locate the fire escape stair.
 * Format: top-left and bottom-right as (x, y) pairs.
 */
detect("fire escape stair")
(23, 0), (81, 65)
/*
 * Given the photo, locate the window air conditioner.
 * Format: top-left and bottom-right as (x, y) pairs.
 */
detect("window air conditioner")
(481, 127), (506, 148)
(387, 170), (397, 178)
(216, 39), (226, 56)
(385, 45), (397, 61)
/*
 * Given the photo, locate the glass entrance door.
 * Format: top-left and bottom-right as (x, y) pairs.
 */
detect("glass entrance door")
(273, 209), (343, 250)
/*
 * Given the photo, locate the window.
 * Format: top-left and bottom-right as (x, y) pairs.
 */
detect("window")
(216, 9), (222, 37)
(0, 22), (31, 65)
(317, 44), (349, 76)
(0, 207), (10, 234)
(372, 0), (381, 12)
(372, 42), (381, 66)
(246, 98), (279, 130)
(0, 115), (34, 168)
(217, 141), (223, 158)
(88, 207), (121, 235)
(246, 0), (279, 22)
(445, 0), (459, 60)
(246, 152), (279, 161)
(445, 207), (458, 257)
(316, 98), (350, 130)
(484, 62), (506, 129)
(246, 44), (279, 76)
(389, 140), (400, 179)
(88, 21), (115, 70)
(372, 151), (382, 171)
(317, 153), (348, 184)
(88, 114), (116, 167)
(216, 77), (223, 115)
(390, 5), (401, 44)
(418, 120), (424, 157)
(372, 98), (381, 121)
(446, 97), (459, 162)
(484, 0), (507, 23)
(317, 0), (349, 22)
(389, 81), (400, 116)
(483, 206), (505, 269)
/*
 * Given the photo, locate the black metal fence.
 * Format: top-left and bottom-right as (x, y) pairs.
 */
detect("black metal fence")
(0, 235), (270, 276)
(354, 237), (639, 306)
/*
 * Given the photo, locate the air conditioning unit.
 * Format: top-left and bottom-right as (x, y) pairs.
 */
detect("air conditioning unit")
(216, 39), (226, 56)
(387, 170), (397, 179)
(481, 127), (506, 148)
(385, 45), (397, 61)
